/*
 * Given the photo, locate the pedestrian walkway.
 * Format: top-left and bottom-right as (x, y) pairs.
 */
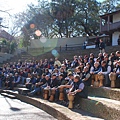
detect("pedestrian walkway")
(0, 95), (57, 120)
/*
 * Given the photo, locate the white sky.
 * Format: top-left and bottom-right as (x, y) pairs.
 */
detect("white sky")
(0, 0), (38, 14)
(0, 0), (104, 32)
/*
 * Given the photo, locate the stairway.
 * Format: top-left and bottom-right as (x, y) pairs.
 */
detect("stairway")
(79, 87), (120, 120)
(1, 45), (120, 64)
(0, 86), (120, 120)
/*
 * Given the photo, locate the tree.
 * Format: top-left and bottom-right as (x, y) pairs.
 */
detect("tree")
(12, 0), (101, 39)
(74, 0), (100, 36)
(100, 0), (120, 14)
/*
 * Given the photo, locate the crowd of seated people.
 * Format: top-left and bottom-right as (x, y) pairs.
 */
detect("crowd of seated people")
(0, 50), (120, 107)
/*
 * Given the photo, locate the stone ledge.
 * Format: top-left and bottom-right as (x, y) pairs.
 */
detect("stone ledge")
(1, 90), (103, 120)
(1, 89), (120, 120)
(80, 97), (120, 120)
(16, 94), (89, 120)
(1, 92), (16, 99)
(87, 87), (120, 101)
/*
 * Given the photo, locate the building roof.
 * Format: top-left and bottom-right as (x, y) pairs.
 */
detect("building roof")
(100, 9), (120, 18)
(0, 30), (14, 40)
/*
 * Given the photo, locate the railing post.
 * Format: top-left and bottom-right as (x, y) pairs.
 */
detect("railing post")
(43, 46), (44, 52)
(66, 44), (67, 51)
(60, 46), (61, 52)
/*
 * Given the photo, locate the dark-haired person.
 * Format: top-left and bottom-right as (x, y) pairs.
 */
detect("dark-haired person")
(58, 73), (74, 104)
(98, 60), (111, 87)
(99, 39), (105, 53)
(55, 73), (68, 101)
(115, 60), (120, 88)
(12, 73), (21, 88)
(115, 51), (120, 60)
(82, 66), (91, 86)
(28, 74), (46, 96)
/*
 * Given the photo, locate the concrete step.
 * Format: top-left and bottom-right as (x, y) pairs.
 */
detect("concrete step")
(87, 87), (120, 101)
(1, 90), (103, 120)
(1, 92), (16, 99)
(1, 89), (119, 120)
(79, 96), (120, 120)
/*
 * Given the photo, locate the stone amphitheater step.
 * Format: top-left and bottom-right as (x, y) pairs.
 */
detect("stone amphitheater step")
(87, 87), (120, 101)
(0, 90), (104, 120)
(1, 89), (120, 120)
(79, 96), (120, 120)
(1, 92), (16, 99)
(1, 45), (119, 65)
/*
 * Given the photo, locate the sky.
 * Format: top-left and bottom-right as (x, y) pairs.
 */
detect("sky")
(0, 0), (104, 32)
(0, 0), (105, 15)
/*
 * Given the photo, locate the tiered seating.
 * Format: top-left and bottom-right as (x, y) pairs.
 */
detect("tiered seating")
(79, 87), (120, 120)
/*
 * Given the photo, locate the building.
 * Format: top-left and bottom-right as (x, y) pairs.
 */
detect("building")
(100, 10), (120, 46)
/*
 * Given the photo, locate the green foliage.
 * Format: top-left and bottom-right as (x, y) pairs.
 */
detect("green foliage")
(12, 0), (120, 39)
(100, 0), (120, 14)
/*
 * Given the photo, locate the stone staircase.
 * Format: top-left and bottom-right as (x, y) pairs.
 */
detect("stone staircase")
(1, 45), (120, 64)
(0, 86), (120, 120)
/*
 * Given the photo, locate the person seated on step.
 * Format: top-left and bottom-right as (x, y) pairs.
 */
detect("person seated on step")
(82, 66), (91, 86)
(98, 60), (111, 87)
(20, 69), (28, 85)
(54, 73), (69, 102)
(54, 57), (62, 68)
(25, 73), (36, 91)
(71, 56), (79, 68)
(0, 71), (6, 89)
(52, 68), (59, 79)
(4, 73), (14, 90)
(58, 72), (74, 105)
(59, 67), (67, 78)
(44, 68), (51, 78)
(110, 60), (120, 88)
(12, 73), (21, 88)
(28, 73), (46, 96)
(73, 66), (82, 78)
(68, 74), (88, 108)
(115, 51), (120, 61)
(90, 62), (101, 87)
(48, 73), (59, 101)
(115, 60), (120, 88)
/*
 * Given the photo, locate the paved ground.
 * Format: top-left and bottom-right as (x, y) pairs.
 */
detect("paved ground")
(0, 95), (57, 120)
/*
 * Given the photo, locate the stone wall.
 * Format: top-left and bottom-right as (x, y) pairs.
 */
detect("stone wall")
(30, 36), (96, 48)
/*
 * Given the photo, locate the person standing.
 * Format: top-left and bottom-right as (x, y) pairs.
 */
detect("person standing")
(118, 35), (120, 45)
(99, 39), (105, 53)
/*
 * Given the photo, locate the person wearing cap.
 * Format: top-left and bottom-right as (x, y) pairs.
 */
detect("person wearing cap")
(49, 73), (59, 88)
